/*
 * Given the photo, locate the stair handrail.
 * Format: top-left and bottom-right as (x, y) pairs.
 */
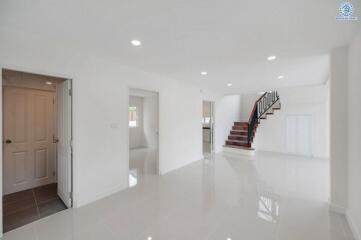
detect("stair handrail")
(247, 91), (280, 145)
(248, 92), (267, 123)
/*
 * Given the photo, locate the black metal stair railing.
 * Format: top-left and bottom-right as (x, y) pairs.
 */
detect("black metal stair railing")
(247, 91), (280, 146)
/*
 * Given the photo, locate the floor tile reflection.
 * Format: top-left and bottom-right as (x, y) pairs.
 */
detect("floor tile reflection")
(3, 152), (354, 240)
(129, 147), (158, 187)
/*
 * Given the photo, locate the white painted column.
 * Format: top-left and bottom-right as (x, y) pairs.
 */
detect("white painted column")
(329, 46), (349, 212)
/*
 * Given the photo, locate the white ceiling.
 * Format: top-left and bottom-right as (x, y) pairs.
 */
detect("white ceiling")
(0, 0), (360, 94)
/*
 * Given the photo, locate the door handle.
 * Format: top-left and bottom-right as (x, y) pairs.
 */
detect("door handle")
(53, 136), (59, 143)
(5, 139), (12, 144)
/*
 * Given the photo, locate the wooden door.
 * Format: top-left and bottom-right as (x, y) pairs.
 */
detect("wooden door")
(56, 80), (72, 207)
(3, 87), (55, 194)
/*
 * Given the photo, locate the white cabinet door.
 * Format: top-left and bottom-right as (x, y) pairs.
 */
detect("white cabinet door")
(286, 115), (312, 156)
(56, 80), (72, 207)
(4, 87), (55, 194)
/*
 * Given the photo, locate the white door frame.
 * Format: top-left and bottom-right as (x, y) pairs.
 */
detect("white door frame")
(209, 101), (215, 153)
(126, 86), (160, 179)
(0, 66), (75, 236)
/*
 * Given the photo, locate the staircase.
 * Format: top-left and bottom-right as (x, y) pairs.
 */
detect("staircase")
(225, 91), (281, 150)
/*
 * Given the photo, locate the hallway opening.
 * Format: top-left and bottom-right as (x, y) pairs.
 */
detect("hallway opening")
(128, 88), (159, 187)
(202, 101), (215, 156)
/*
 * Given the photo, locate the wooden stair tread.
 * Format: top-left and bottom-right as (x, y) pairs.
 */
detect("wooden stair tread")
(227, 139), (247, 143)
(229, 135), (247, 138)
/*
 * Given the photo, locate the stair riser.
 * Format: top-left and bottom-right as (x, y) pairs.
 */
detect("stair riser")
(230, 131), (248, 136)
(234, 122), (249, 126)
(226, 141), (250, 147)
(228, 136), (247, 141)
(232, 126), (248, 130)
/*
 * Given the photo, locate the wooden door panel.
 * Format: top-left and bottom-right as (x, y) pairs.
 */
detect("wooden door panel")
(57, 80), (72, 207)
(34, 148), (47, 179)
(13, 151), (27, 184)
(34, 94), (48, 142)
(13, 91), (27, 143)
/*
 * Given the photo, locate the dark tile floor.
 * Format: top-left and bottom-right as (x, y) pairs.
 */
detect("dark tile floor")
(3, 183), (67, 232)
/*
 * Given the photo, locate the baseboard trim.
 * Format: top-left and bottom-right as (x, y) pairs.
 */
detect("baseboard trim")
(223, 146), (255, 156)
(76, 183), (126, 207)
(329, 203), (347, 214)
(346, 211), (361, 240)
(161, 155), (204, 175)
(329, 203), (361, 240)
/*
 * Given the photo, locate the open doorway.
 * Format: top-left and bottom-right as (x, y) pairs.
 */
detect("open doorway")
(202, 101), (215, 156)
(2, 69), (73, 232)
(128, 88), (159, 187)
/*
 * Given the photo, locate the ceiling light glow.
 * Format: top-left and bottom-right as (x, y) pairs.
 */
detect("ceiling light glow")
(278, 75), (285, 79)
(227, 83), (233, 87)
(267, 55), (277, 61)
(201, 71), (208, 76)
(131, 40), (142, 46)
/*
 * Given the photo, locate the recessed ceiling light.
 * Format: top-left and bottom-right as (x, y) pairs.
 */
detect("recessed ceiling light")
(227, 83), (233, 87)
(278, 75), (285, 79)
(45, 81), (52, 85)
(227, 238), (232, 240)
(267, 55), (277, 61)
(131, 39), (142, 46)
(201, 71), (208, 76)
(147, 237), (152, 240)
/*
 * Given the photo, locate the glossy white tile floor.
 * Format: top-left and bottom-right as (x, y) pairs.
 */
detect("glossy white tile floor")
(3, 151), (354, 240)
(129, 148), (158, 187)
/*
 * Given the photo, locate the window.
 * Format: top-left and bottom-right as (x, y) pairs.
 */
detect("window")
(129, 106), (137, 127)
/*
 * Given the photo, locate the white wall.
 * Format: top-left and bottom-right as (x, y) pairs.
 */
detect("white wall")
(253, 85), (329, 158)
(0, 26), (211, 212)
(129, 96), (146, 149)
(214, 95), (242, 152)
(143, 94), (158, 148)
(0, 27), (243, 217)
(330, 46), (349, 213)
(347, 30), (361, 239)
(240, 93), (259, 121)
